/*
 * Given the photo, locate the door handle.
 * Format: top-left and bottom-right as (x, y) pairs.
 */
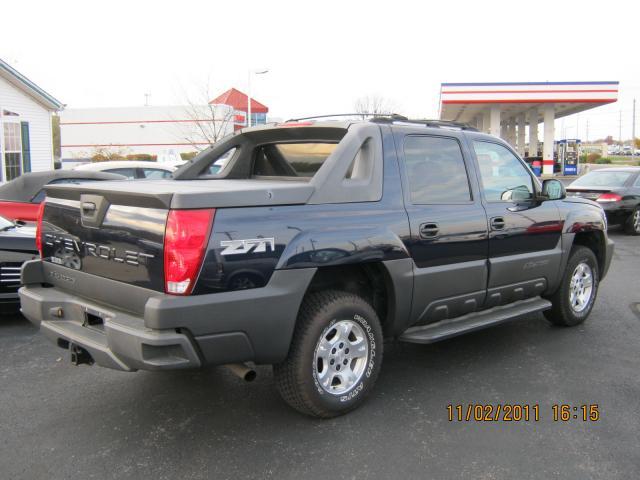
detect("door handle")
(490, 216), (506, 230)
(419, 222), (439, 238)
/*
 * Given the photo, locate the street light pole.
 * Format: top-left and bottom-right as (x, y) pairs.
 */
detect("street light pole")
(633, 99), (637, 163)
(247, 69), (269, 128)
(247, 71), (251, 128)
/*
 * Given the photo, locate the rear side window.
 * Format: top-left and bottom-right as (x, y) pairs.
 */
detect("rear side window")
(253, 143), (337, 178)
(105, 168), (137, 179)
(142, 168), (172, 179)
(403, 136), (471, 204)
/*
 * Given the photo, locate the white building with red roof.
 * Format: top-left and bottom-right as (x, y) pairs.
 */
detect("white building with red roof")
(59, 88), (269, 164)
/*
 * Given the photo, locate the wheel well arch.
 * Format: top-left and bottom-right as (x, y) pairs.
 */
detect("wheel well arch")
(572, 230), (605, 275)
(303, 263), (395, 336)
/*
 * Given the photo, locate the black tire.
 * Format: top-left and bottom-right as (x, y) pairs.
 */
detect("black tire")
(544, 246), (599, 327)
(274, 290), (383, 418)
(624, 207), (640, 235)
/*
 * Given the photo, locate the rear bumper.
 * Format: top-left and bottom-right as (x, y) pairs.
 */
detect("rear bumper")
(601, 203), (632, 224)
(19, 260), (316, 371)
(20, 285), (201, 371)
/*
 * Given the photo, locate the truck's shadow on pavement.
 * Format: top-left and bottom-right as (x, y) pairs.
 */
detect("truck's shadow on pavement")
(117, 312), (555, 426)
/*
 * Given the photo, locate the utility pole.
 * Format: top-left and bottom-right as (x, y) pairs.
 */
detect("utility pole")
(144, 93), (151, 106)
(632, 99), (637, 162)
(619, 110), (622, 149)
(586, 119), (589, 143)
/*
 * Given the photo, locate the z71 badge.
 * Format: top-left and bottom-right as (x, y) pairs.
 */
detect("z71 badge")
(220, 238), (275, 255)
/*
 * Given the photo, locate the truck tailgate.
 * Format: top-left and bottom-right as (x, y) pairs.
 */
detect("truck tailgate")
(41, 196), (167, 292)
(39, 178), (314, 294)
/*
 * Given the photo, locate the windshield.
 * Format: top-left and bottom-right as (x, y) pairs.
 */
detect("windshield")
(570, 171), (632, 188)
(0, 215), (15, 229)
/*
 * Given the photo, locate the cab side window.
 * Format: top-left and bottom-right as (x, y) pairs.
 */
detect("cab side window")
(105, 168), (137, 179)
(473, 141), (534, 202)
(403, 136), (471, 204)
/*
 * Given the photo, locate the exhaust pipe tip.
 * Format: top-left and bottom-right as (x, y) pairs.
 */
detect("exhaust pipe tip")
(225, 363), (257, 382)
(244, 369), (257, 382)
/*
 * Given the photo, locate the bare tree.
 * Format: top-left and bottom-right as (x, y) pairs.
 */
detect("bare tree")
(90, 146), (129, 162)
(178, 79), (237, 151)
(354, 95), (398, 118)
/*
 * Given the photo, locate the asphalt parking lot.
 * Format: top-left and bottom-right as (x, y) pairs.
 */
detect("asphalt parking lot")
(1, 229), (639, 480)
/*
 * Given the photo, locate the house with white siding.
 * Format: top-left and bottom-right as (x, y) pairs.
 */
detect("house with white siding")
(0, 59), (63, 183)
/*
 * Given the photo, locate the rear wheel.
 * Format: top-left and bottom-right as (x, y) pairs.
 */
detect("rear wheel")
(274, 290), (383, 418)
(544, 246), (599, 326)
(624, 207), (640, 235)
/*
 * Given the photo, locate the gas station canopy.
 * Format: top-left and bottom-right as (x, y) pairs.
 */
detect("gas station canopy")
(439, 81), (619, 175)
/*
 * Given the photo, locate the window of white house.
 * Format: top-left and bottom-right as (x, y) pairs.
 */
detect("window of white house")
(3, 122), (22, 181)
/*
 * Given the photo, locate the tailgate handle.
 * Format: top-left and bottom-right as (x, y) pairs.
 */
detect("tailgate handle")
(79, 194), (109, 228)
(81, 202), (96, 212)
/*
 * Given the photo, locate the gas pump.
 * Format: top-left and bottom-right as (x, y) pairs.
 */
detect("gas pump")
(558, 139), (581, 175)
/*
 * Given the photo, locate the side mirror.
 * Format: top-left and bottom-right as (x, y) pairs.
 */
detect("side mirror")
(541, 179), (566, 200)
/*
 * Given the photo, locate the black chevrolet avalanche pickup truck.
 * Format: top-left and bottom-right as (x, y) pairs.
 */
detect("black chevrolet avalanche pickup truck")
(20, 116), (614, 418)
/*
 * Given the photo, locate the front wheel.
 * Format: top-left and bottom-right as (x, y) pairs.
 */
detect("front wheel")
(544, 246), (599, 326)
(274, 290), (383, 418)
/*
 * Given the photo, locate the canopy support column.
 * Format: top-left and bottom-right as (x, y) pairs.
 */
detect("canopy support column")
(517, 114), (526, 156)
(489, 106), (501, 137)
(543, 105), (555, 176)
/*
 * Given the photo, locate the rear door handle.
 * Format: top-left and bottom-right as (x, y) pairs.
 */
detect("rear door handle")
(419, 222), (439, 238)
(490, 216), (506, 230)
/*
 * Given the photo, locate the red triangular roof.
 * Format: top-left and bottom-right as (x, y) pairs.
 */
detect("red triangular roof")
(210, 87), (268, 113)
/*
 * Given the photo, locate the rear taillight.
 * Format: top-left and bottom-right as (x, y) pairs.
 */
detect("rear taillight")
(596, 193), (622, 203)
(164, 208), (215, 295)
(35, 202), (46, 257)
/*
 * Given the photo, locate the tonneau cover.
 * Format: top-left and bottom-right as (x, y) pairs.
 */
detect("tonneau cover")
(45, 179), (316, 209)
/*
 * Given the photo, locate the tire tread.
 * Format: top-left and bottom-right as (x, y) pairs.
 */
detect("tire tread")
(274, 290), (381, 418)
(544, 246), (599, 326)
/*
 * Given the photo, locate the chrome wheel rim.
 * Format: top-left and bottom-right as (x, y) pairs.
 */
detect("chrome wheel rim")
(569, 262), (594, 313)
(314, 319), (369, 395)
(633, 210), (640, 232)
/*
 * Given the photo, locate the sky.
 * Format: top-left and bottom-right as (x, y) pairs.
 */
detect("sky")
(2, 0), (639, 141)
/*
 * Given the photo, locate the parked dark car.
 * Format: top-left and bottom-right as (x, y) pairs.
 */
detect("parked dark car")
(0, 170), (125, 222)
(567, 167), (640, 235)
(0, 215), (37, 311)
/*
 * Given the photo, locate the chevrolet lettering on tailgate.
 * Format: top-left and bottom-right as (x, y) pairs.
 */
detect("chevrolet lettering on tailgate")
(45, 233), (154, 266)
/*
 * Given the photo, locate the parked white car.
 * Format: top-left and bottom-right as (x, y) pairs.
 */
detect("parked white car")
(73, 161), (176, 179)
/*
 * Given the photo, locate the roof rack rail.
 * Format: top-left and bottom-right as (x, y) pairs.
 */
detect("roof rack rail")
(284, 113), (478, 131)
(369, 116), (478, 131)
(285, 113), (393, 122)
